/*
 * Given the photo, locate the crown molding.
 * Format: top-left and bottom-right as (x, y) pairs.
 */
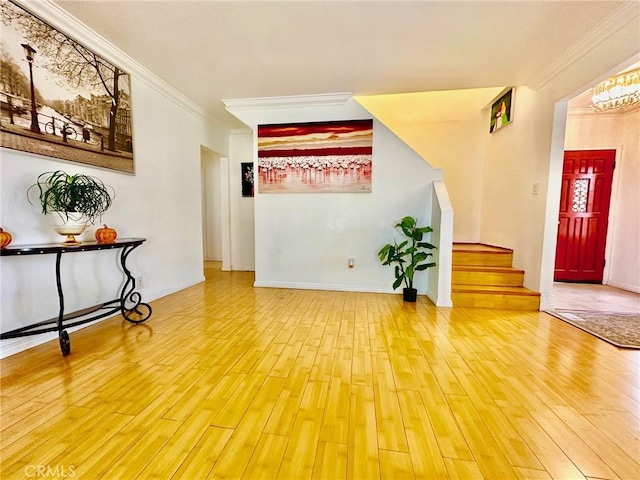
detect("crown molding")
(10, 0), (208, 120)
(526, 1), (640, 90)
(224, 93), (352, 113)
(230, 128), (253, 136)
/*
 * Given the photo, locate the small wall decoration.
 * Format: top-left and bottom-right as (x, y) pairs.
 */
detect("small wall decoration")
(257, 119), (373, 193)
(0, 0), (135, 173)
(490, 87), (514, 133)
(241, 162), (254, 197)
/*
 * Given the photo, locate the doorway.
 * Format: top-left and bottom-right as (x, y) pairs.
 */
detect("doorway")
(554, 149), (615, 283)
(201, 146), (231, 271)
(541, 57), (640, 312)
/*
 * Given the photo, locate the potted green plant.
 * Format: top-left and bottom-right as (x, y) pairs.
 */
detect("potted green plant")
(28, 170), (114, 245)
(378, 216), (436, 302)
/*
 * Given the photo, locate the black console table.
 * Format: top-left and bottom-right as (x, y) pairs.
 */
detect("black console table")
(0, 238), (152, 356)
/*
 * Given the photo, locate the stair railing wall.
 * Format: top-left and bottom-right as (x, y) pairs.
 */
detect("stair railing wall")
(428, 180), (454, 307)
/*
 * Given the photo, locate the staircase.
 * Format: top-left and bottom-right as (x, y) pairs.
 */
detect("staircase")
(452, 243), (540, 310)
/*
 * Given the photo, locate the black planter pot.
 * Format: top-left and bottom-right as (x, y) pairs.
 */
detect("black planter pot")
(403, 287), (417, 302)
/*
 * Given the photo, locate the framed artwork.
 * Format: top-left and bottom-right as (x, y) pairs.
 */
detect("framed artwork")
(0, 0), (135, 173)
(257, 119), (373, 193)
(490, 87), (514, 133)
(241, 162), (254, 197)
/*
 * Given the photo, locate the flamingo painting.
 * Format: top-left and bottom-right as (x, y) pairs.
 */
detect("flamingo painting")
(257, 120), (373, 193)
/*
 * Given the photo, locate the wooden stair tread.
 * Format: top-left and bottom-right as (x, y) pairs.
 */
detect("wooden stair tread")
(452, 243), (513, 254)
(452, 265), (524, 274)
(452, 243), (514, 267)
(452, 285), (540, 296)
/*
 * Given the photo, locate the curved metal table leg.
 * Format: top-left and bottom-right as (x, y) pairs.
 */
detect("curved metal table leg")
(55, 252), (71, 356)
(59, 330), (70, 356)
(119, 243), (152, 323)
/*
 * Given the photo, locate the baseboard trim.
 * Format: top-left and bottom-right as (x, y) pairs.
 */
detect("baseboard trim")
(253, 280), (391, 294)
(606, 281), (640, 294)
(253, 281), (444, 308)
(144, 276), (206, 303)
(427, 290), (453, 307)
(0, 275), (206, 359)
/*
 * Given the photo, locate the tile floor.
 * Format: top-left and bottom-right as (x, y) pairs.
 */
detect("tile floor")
(552, 282), (640, 314)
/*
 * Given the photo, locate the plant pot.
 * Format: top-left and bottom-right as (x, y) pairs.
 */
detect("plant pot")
(52, 212), (88, 246)
(403, 287), (417, 302)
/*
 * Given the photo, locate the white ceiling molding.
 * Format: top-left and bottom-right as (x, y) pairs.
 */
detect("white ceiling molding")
(224, 93), (352, 113)
(526, 1), (640, 91)
(230, 128), (253, 136)
(11, 0), (208, 120)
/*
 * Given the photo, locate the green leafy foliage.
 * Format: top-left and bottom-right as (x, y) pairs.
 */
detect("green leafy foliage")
(378, 216), (436, 290)
(28, 170), (114, 225)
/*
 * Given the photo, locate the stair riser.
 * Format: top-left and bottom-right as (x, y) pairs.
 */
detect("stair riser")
(452, 252), (513, 267)
(452, 270), (524, 287)
(452, 244), (539, 311)
(451, 292), (540, 310)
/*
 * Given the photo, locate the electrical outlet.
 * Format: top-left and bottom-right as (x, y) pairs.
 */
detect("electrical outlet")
(532, 182), (539, 195)
(136, 276), (144, 289)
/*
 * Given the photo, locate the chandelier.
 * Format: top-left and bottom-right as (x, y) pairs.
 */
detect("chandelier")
(591, 68), (640, 112)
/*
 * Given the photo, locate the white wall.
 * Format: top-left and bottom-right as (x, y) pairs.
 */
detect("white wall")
(0, 7), (229, 357)
(226, 96), (443, 294)
(419, 119), (486, 242)
(202, 146), (223, 261)
(564, 108), (640, 292)
(356, 88), (502, 243)
(228, 130), (255, 271)
(481, 86), (552, 288)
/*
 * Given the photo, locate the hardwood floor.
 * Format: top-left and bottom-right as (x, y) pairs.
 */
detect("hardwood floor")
(1, 262), (639, 479)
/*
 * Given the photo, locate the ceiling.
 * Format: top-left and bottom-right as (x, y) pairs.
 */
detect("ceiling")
(51, 1), (634, 126)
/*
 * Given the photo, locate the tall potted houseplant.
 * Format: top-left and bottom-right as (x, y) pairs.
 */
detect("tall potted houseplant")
(28, 170), (114, 245)
(378, 216), (436, 302)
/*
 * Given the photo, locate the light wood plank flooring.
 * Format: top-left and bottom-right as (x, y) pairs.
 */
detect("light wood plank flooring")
(1, 262), (639, 479)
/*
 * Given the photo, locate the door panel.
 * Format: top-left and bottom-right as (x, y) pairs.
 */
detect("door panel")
(554, 150), (615, 283)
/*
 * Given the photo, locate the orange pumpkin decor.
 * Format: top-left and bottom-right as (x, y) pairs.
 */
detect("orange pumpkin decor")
(95, 224), (117, 243)
(0, 227), (12, 248)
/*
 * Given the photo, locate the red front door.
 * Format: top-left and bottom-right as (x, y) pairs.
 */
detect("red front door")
(554, 150), (615, 283)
